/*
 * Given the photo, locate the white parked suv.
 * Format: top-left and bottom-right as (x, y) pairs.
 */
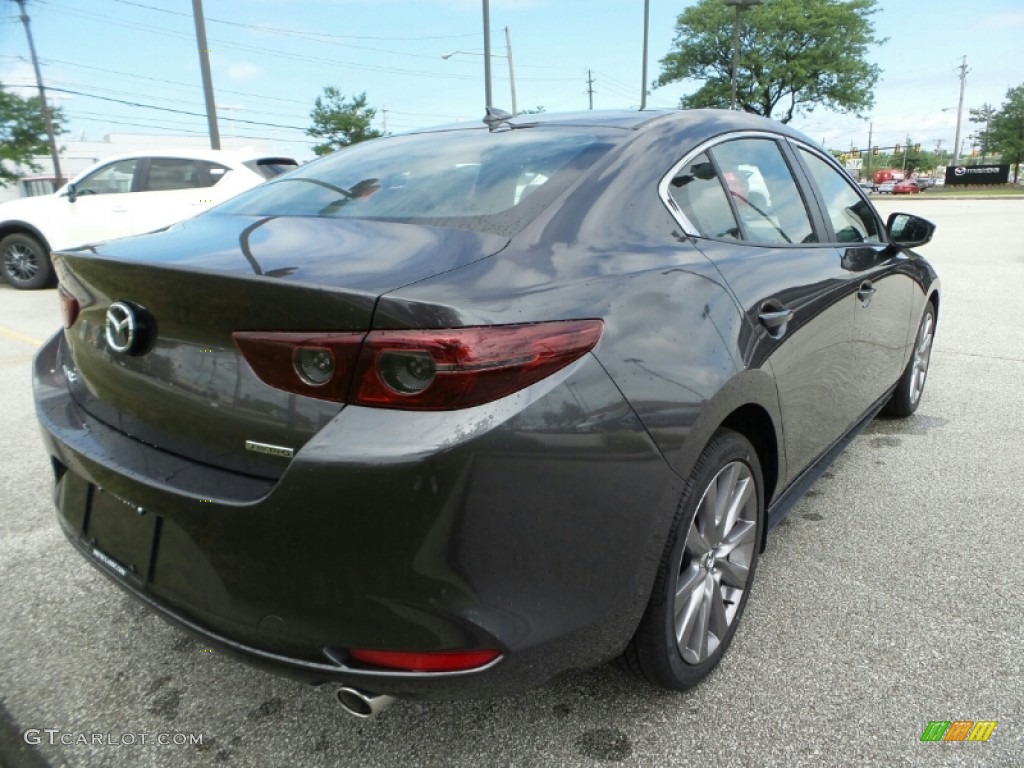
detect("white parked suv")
(0, 149), (297, 289)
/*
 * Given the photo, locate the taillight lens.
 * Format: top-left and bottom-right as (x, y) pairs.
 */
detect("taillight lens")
(347, 648), (500, 672)
(353, 320), (604, 410)
(232, 332), (363, 401)
(233, 319), (603, 410)
(58, 285), (80, 329)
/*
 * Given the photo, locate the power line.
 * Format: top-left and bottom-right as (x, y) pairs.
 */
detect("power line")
(37, 86), (310, 132)
(110, 0), (486, 42)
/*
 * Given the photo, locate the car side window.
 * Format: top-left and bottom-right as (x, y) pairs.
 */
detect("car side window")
(144, 158), (203, 191)
(798, 149), (881, 244)
(74, 159), (138, 196)
(709, 138), (816, 245)
(200, 161), (231, 187)
(667, 153), (740, 241)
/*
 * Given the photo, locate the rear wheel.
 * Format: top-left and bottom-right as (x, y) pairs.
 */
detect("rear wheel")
(883, 303), (935, 417)
(1, 233), (53, 290)
(622, 428), (763, 690)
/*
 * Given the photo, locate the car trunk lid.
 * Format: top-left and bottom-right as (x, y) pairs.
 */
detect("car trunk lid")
(55, 214), (508, 479)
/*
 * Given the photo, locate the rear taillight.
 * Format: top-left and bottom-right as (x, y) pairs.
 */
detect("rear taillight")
(58, 285), (79, 329)
(347, 648), (501, 672)
(232, 332), (364, 401)
(233, 319), (603, 410)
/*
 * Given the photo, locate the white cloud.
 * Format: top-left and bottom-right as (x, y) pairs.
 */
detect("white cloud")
(226, 62), (264, 82)
(974, 11), (1024, 29)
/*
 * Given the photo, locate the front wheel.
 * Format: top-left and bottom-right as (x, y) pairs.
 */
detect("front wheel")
(621, 428), (763, 690)
(883, 303), (935, 418)
(1, 233), (53, 290)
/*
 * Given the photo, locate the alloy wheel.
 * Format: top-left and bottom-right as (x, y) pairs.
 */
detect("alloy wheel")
(909, 311), (934, 406)
(3, 242), (39, 283)
(674, 461), (758, 665)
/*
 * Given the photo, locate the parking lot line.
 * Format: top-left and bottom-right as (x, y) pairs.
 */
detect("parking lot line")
(0, 325), (44, 347)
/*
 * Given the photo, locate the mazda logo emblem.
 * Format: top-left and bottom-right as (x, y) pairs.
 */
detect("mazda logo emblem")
(105, 302), (139, 354)
(954, 166), (966, 176)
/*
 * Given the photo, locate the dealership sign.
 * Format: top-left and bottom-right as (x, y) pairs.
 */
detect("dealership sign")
(944, 164), (1010, 185)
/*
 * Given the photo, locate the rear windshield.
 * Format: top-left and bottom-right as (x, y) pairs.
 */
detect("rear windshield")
(216, 127), (620, 236)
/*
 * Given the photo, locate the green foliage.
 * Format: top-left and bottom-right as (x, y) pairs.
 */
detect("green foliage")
(307, 87), (383, 157)
(0, 84), (64, 188)
(987, 84), (1024, 181)
(517, 106), (546, 115)
(969, 103), (997, 156)
(656, 0), (884, 123)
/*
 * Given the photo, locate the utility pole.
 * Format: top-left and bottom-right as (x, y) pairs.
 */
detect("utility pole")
(191, 0), (220, 149)
(14, 0), (63, 187)
(586, 70), (596, 110)
(865, 122), (873, 178)
(952, 55), (968, 165)
(504, 26), (517, 116)
(640, 0), (649, 110)
(482, 0), (493, 108)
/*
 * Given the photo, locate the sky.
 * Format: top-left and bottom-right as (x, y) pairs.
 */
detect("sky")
(1, 0), (1022, 162)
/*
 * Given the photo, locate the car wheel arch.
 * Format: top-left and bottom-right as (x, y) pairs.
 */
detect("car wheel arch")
(0, 221), (52, 255)
(666, 369), (783, 551)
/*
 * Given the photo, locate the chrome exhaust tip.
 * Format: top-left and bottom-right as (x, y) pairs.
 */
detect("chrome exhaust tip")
(335, 687), (396, 719)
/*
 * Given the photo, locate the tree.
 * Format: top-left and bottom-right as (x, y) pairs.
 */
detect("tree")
(987, 84), (1024, 182)
(306, 88), (382, 157)
(969, 103), (997, 158)
(0, 84), (64, 188)
(655, 0), (884, 123)
(518, 106), (546, 115)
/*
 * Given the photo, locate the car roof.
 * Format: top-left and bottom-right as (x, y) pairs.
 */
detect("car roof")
(404, 108), (810, 141)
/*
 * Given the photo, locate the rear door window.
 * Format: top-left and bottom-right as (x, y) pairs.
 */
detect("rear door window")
(143, 158), (203, 191)
(709, 138), (816, 245)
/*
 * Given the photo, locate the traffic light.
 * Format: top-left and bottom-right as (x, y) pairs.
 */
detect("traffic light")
(894, 143), (901, 154)
(852, 147), (859, 157)
(873, 146), (879, 156)
(914, 143), (921, 152)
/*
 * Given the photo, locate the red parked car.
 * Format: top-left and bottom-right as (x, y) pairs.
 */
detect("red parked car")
(893, 180), (921, 195)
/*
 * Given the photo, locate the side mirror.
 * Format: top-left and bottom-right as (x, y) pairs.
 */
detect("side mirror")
(886, 212), (935, 248)
(65, 183), (77, 203)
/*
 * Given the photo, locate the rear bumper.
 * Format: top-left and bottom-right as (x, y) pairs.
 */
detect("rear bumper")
(34, 331), (682, 699)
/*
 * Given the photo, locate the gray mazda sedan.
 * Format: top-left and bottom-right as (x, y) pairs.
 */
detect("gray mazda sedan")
(34, 109), (938, 717)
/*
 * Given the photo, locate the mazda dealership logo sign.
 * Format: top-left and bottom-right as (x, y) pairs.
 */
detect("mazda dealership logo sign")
(105, 302), (148, 355)
(954, 166), (966, 176)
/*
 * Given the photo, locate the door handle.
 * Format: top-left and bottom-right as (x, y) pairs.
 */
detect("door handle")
(857, 281), (876, 306)
(758, 304), (794, 337)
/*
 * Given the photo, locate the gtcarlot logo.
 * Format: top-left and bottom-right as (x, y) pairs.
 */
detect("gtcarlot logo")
(23, 729), (204, 746)
(920, 720), (997, 742)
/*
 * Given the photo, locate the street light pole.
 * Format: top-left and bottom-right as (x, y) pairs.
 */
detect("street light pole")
(13, 0), (63, 187)
(722, 0), (763, 111)
(952, 55), (968, 165)
(504, 26), (517, 116)
(482, 0), (493, 108)
(640, 0), (649, 110)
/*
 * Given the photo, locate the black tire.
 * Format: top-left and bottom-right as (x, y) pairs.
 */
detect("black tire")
(622, 428), (764, 690)
(1, 233), (54, 290)
(883, 303), (935, 418)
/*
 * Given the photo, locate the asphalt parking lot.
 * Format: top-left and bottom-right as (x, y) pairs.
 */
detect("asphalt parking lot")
(1, 198), (1021, 768)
